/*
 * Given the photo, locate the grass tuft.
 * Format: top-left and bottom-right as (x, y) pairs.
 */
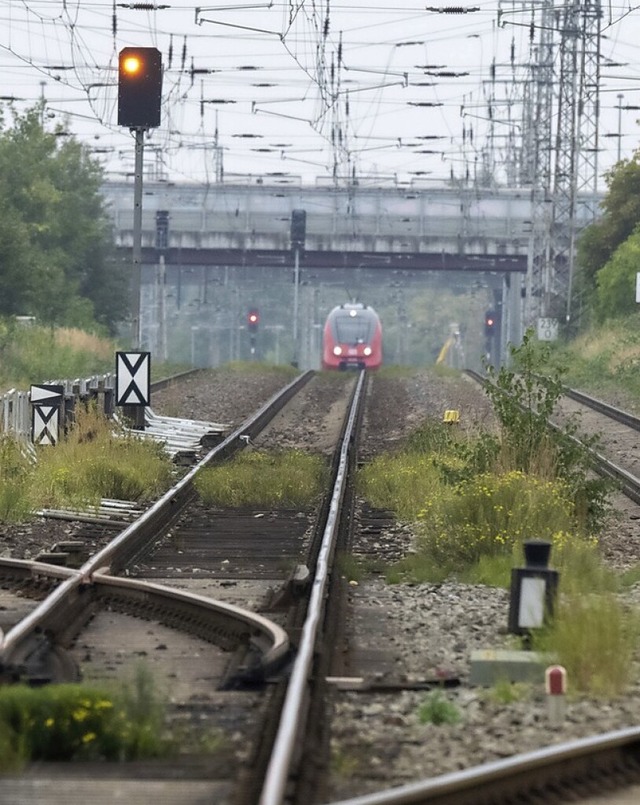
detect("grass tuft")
(417, 691), (461, 725)
(195, 449), (328, 507)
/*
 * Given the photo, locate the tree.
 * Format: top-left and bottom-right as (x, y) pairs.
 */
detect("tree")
(0, 106), (128, 333)
(577, 155), (640, 307)
(594, 229), (640, 321)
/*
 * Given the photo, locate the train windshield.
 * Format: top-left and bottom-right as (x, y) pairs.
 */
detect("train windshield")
(334, 314), (375, 344)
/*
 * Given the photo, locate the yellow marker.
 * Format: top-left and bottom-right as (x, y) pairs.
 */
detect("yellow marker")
(443, 409), (460, 424)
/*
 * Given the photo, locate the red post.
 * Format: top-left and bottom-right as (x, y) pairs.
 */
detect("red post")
(545, 665), (567, 724)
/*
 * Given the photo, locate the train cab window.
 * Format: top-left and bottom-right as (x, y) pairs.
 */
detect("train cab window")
(334, 316), (374, 344)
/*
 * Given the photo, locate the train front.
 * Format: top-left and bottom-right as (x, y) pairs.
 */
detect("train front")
(322, 304), (382, 370)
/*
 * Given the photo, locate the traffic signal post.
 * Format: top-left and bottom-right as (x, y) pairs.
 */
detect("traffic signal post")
(291, 210), (306, 368)
(117, 47), (163, 350)
(247, 309), (259, 357)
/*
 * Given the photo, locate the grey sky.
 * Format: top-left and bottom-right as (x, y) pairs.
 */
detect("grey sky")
(1, 1), (638, 187)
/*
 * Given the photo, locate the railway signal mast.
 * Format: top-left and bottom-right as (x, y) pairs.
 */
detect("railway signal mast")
(117, 47), (163, 350)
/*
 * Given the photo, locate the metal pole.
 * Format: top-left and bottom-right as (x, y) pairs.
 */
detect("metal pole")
(132, 127), (145, 349)
(158, 254), (167, 361)
(292, 246), (300, 367)
(617, 94), (624, 163)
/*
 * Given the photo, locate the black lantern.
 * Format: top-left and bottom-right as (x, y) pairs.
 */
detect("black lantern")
(508, 540), (559, 640)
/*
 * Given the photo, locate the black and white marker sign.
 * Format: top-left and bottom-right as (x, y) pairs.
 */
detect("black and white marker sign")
(116, 351), (150, 406)
(30, 384), (64, 446)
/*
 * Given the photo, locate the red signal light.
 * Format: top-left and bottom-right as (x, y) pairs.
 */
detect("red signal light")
(485, 310), (497, 336)
(248, 309), (259, 332)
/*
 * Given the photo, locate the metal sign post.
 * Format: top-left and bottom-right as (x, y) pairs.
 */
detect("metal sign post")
(132, 127), (144, 349)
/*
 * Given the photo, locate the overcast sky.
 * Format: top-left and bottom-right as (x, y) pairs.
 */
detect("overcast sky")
(1, 1), (639, 188)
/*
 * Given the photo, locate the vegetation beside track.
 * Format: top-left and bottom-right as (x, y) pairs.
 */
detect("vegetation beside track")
(358, 332), (639, 698)
(0, 406), (174, 522)
(0, 664), (222, 771)
(546, 313), (640, 411)
(0, 320), (192, 391)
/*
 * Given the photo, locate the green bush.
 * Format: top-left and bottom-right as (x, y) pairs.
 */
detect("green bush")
(416, 471), (576, 567)
(30, 406), (173, 509)
(483, 330), (611, 532)
(533, 593), (640, 697)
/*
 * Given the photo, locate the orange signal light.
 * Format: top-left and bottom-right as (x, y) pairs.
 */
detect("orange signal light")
(122, 55), (142, 75)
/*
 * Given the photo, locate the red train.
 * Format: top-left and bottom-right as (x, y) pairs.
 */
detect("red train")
(321, 303), (383, 370)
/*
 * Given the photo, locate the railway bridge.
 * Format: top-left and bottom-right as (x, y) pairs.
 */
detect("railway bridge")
(102, 179), (599, 368)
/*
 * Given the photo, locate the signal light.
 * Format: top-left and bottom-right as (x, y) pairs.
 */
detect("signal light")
(485, 310), (497, 336)
(291, 209), (306, 249)
(247, 309), (260, 332)
(118, 47), (163, 129)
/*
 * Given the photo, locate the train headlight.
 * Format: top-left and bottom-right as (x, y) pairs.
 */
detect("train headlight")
(363, 347), (372, 356)
(333, 346), (343, 356)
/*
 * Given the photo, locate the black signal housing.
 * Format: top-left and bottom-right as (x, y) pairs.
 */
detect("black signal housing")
(118, 47), (163, 129)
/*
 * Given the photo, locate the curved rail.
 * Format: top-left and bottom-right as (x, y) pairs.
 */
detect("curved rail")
(0, 370), (313, 678)
(93, 574), (289, 671)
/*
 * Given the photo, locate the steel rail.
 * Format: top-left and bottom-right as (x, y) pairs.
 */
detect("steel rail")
(92, 573), (289, 671)
(327, 726), (640, 805)
(0, 370), (313, 674)
(466, 369), (640, 502)
(259, 370), (367, 805)
(563, 386), (640, 431)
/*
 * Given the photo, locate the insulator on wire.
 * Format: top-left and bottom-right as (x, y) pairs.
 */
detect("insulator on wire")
(168, 34), (173, 69)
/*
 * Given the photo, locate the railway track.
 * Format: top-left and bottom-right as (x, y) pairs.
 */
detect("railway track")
(4, 366), (640, 804)
(0, 367), (374, 804)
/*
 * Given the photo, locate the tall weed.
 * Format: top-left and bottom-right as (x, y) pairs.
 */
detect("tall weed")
(0, 434), (33, 522)
(30, 406), (173, 508)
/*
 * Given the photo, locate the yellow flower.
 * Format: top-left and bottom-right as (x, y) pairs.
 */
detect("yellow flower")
(72, 708), (89, 722)
(45, 718), (54, 728)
